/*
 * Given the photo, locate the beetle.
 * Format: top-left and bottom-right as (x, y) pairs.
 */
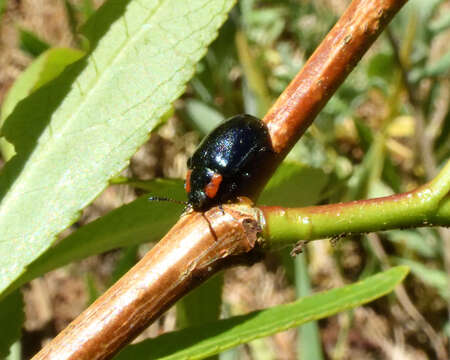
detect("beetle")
(185, 114), (273, 211)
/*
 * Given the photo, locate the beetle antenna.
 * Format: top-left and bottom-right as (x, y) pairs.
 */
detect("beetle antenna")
(148, 196), (188, 206)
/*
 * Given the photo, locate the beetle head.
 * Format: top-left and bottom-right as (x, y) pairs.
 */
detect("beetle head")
(187, 167), (218, 211)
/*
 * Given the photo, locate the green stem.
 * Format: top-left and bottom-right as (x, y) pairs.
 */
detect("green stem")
(235, 31), (272, 117)
(261, 160), (450, 248)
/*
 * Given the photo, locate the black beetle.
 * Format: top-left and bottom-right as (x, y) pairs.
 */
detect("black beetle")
(185, 114), (273, 211)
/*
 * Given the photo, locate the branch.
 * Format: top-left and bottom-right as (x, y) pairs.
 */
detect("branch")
(32, 206), (261, 360)
(262, 160), (450, 249)
(263, 0), (408, 155)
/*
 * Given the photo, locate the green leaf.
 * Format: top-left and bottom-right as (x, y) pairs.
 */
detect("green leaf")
(411, 50), (450, 82)
(1, 47), (84, 160)
(406, 0), (443, 24)
(6, 179), (185, 294)
(64, 0), (80, 40)
(114, 266), (409, 360)
(423, 50), (450, 77)
(109, 245), (139, 286)
(259, 161), (328, 207)
(430, 12), (450, 34)
(0, 290), (24, 358)
(118, 177), (186, 197)
(176, 274), (224, 329)
(386, 229), (438, 258)
(0, 0), (235, 298)
(85, 272), (101, 305)
(352, 118), (401, 193)
(367, 52), (395, 83)
(184, 99), (225, 135)
(236, 30), (272, 117)
(295, 254), (324, 360)
(0, 0), (7, 22)
(81, 0), (96, 19)
(18, 27), (51, 57)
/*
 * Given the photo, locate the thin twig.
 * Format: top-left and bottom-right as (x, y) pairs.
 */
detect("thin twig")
(253, 0), (409, 199)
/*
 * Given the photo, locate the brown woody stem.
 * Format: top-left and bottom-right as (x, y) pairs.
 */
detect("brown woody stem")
(263, 0), (407, 156)
(32, 206), (261, 360)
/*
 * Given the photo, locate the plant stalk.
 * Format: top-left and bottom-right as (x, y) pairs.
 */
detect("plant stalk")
(261, 162), (450, 248)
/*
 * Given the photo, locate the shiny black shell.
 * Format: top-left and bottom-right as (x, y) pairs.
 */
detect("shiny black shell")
(186, 114), (272, 211)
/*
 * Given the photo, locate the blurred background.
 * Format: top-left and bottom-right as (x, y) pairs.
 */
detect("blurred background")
(0, 0), (449, 359)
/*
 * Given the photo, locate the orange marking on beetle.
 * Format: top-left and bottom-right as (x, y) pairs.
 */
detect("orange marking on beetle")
(205, 173), (223, 199)
(185, 170), (192, 193)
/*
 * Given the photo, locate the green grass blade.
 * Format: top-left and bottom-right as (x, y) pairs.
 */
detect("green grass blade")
(430, 12), (450, 33)
(1, 47), (84, 160)
(64, 0), (81, 42)
(0, 290), (24, 358)
(80, 0), (96, 20)
(114, 266), (409, 360)
(0, 0), (6, 22)
(259, 161), (328, 207)
(109, 245), (139, 286)
(0, 0), (235, 298)
(184, 99), (225, 135)
(18, 27), (50, 57)
(296, 254), (324, 360)
(5, 179), (184, 294)
(176, 274), (224, 329)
